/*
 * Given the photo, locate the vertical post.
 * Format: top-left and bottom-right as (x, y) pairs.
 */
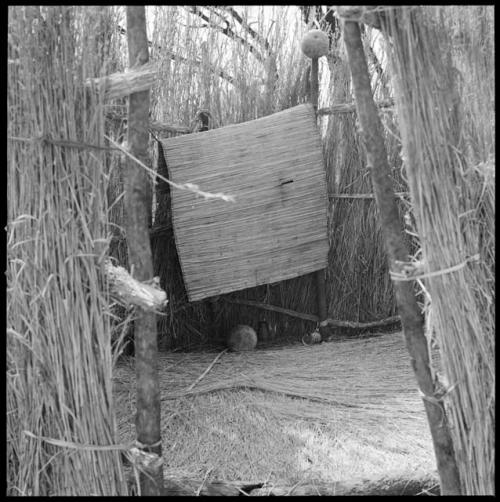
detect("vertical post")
(126, 6), (163, 496)
(310, 54), (328, 323)
(340, 15), (461, 495)
(310, 57), (320, 113)
(198, 110), (210, 132)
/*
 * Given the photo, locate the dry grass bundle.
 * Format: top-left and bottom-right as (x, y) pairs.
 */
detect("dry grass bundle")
(7, 6), (127, 495)
(161, 104), (328, 302)
(384, 6), (495, 494)
(114, 333), (436, 484)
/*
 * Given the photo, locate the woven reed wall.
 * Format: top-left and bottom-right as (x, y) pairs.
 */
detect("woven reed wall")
(160, 104), (329, 302)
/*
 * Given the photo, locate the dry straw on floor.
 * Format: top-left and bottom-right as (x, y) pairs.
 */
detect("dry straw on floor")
(114, 333), (436, 484)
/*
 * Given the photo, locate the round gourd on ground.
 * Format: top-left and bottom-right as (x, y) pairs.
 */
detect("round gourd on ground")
(301, 29), (329, 58)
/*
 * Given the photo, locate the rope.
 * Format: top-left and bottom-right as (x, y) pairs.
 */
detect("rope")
(8, 134), (120, 152)
(390, 254), (479, 282)
(135, 439), (162, 450)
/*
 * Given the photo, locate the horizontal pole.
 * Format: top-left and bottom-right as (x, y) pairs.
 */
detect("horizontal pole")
(329, 191), (408, 200)
(318, 98), (394, 116)
(224, 297), (400, 329)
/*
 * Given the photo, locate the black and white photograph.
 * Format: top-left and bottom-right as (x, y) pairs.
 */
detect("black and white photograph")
(7, 5), (494, 496)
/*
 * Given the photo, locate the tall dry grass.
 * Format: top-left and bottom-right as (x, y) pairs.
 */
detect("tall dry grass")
(149, 6), (309, 127)
(7, 6), (128, 495)
(384, 5), (494, 494)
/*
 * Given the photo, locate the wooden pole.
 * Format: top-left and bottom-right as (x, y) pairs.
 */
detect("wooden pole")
(309, 56), (328, 323)
(340, 17), (461, 495)
(126, 6), (163, 496)
(310, 57), (319, 111)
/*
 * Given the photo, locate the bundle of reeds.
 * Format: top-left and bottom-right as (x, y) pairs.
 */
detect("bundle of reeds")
(384, 6), (494, 494)
(7, 6), (128, 495)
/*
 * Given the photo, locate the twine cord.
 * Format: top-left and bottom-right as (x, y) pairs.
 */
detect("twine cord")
(9, 134), (120, 152)
(134, 439), (162, 450)
(23, 430), (133, 452)
(390, 254), (479, 282)
(418, 390), (446, 426)
(105, 135), (236, 203)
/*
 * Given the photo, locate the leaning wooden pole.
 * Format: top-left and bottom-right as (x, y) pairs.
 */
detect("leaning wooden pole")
(126, 6), (163, 495)
(339, 15), (461, 495)
(301, 30), (330, 324)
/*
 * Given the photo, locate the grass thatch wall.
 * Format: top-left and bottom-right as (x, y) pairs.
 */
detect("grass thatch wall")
(383, 6), (494, 494)
(146, 7), (409, 349)
(148, 6), (320, 348)
(323, 24), (415, 325)
(7, 5), (493, 495)
(7, 6), (127, 495)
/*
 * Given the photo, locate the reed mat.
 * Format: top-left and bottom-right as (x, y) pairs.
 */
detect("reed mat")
(160, 104), (329, 302)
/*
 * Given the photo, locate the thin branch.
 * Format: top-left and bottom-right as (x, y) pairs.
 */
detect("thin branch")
(224, 6), (273, 57)
(224, 297), (318, 322)
(105, 135), (236, 203)
(116, 25), (235, 84)
(166, 380), (363, 408)
(321, 316), (401, 330)
(224, 297), (401, 329)
(329, 191), (408, 199)
(186, 350), (228, 392)
(164, 49), (235, 84)
(188, 6), (265, 63)
(318, 98), (394, 115)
